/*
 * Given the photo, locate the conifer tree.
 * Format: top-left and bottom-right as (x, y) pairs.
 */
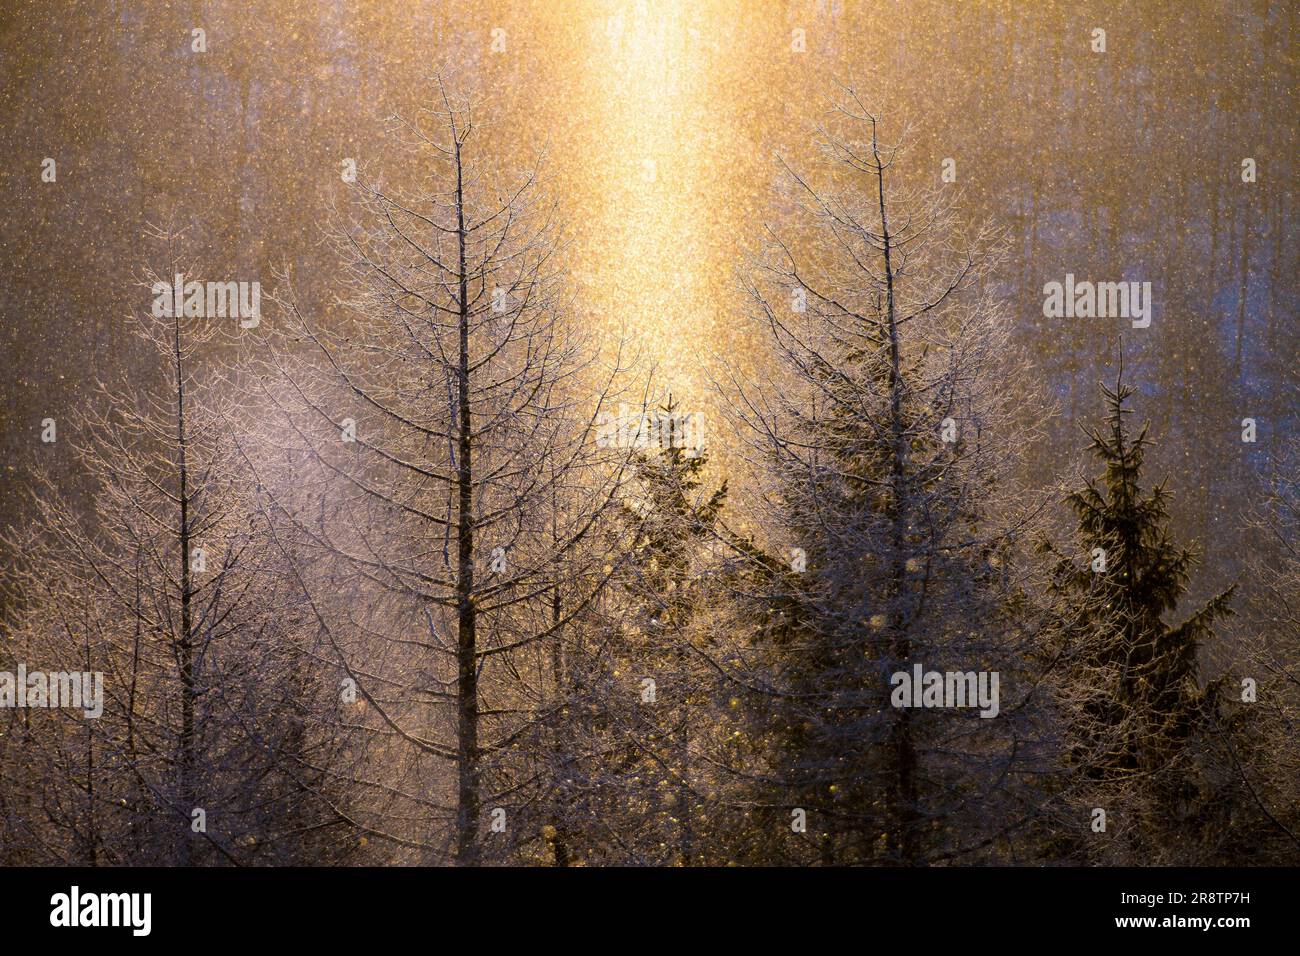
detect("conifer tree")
(0, 226), (343, 865)
(542, 397), (728, 864)
(1046, 367), (1234, 862)
(251, 83), (630, 864)
(719, 92), (1048, 865)
(611, 397), (726, 864)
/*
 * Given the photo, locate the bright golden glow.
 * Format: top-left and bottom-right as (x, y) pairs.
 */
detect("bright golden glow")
(576, 0), (718, 394)
(529, 1), (781, 405)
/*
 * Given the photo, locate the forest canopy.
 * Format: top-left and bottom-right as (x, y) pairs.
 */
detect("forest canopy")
(0, 1), (1294, 868)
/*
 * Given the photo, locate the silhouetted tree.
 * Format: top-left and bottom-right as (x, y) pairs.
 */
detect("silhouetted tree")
(1046, 367), (1235, 862)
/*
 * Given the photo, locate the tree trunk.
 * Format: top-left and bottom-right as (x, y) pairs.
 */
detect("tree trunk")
(453, 137), (481, 867)
(174, 313), (197, 866)
(874, 122), (920, 867)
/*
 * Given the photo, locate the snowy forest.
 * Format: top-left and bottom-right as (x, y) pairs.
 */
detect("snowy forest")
(0, 1), (1296, 868)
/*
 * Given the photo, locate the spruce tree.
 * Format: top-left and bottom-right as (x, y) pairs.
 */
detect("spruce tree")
(720, 94), (1047, 865)
(1047, 368), (1234, 861)
(579, 397), (727, 864)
